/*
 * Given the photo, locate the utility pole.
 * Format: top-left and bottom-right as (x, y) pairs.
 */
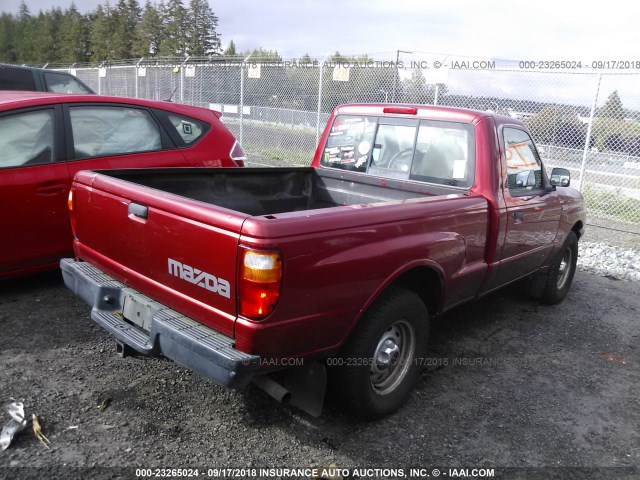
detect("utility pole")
(392, 50), (412, 103)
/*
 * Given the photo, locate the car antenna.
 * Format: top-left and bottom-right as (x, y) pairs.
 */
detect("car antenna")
(166, 85), (179, 102)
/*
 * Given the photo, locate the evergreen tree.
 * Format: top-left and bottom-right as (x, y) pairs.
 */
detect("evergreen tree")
(185, 0), (220, 56)
(1, 0), (222, 62)
(30, 8), (64, 64)
(134, 0), (163, 56)
(14, 1), (36, 63)
(243, 47), (282, 62)
(90, 3), (116, 61)
(160, 0), (187, 57)
(28, 11), (48, 63)
(223, 39), (237, 57)
(111, 0), (141, 59)
(60, 4), (90, 62)
(0, 13), (16, 63)
(599, 91), (625, 120)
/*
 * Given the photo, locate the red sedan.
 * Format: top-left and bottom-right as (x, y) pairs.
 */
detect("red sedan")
(0, 91), (246, 278)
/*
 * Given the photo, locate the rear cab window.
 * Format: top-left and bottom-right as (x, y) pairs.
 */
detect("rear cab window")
(320, 114), (475, 188)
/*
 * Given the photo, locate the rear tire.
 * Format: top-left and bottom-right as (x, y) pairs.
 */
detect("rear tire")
(541, 231), (578, 304)
(331, 287), (428, 419)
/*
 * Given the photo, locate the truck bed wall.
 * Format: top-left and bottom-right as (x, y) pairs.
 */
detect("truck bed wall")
(101, 168), (446, 216)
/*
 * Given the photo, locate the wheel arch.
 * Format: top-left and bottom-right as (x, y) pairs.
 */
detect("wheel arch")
(389, 265), (444, 318)
(353, 262), (445, 331)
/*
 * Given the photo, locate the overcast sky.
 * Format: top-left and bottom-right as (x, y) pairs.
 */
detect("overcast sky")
(5, 0), (640, 61)
(4, 0), (640, 107)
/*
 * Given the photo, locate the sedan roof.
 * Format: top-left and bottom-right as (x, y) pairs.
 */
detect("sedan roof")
(0, 91), (222, 118)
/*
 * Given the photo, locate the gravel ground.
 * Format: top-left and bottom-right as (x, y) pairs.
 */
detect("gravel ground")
(578, 242), (640, 282)
(0, 261), (638, 480)
(574, 216), (640, 282)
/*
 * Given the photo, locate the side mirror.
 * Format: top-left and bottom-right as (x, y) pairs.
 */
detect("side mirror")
(550, 167), (571, 187)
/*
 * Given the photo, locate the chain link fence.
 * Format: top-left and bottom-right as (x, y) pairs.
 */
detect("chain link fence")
(52, 56), (640, 229)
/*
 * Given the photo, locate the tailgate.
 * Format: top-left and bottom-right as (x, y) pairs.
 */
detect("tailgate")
(72, 171), (249, 338)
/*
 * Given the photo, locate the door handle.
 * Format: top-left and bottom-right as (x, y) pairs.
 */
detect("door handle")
(35, 184), (66, 194)
(128, 202), (148, 219)
(513, 211), (524, 221)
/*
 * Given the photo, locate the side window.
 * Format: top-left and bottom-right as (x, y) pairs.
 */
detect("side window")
(0, 67), (37, 91)
(166, 114), (205, 144)
(44, 72), (93, 94)
(0, 109), (55, 168)
(69, 106), (162, 159)
(504, 127), (544, 193)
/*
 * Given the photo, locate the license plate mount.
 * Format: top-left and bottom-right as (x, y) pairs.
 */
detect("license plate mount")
(122, 293), (153, 332)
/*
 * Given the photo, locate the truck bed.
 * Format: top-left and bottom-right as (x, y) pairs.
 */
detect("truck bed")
(70, 165), (488, 354)
(102, 167), (455, 216)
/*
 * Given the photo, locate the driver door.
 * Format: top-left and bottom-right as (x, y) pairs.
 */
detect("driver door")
(494, 127), (561, 286)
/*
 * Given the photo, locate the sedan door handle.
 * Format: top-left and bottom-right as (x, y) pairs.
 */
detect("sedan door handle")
(35, 184), (67, 194)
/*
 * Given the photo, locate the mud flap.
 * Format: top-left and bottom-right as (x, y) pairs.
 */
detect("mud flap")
(285, 363), (326, 417)
(529, 273), (548, 298)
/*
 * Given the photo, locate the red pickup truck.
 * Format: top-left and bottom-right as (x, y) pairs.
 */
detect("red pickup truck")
(62, 104), (585, 418)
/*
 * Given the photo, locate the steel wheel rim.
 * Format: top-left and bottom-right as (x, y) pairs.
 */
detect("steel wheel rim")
(370, 320), (416, 396)
(557, 247), (573, 290)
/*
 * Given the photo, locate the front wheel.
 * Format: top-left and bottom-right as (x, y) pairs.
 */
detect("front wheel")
(541, 231), (578, 304)
(330, 287), (429, 419)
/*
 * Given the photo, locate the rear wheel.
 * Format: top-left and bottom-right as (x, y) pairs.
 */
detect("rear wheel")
(541, 231), (578, 304)
(331, 287), (428, 419)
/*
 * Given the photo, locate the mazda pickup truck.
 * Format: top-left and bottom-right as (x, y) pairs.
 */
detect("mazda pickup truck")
(62, 104), (585, 418)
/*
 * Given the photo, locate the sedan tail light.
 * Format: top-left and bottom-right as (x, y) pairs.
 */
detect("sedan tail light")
(230, 141), (247, 167)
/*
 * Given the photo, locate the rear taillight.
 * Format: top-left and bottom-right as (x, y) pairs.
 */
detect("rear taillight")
(68, 187), (77, 238)
(238, 249), (282, 319)
(230, 140), (247, 167)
